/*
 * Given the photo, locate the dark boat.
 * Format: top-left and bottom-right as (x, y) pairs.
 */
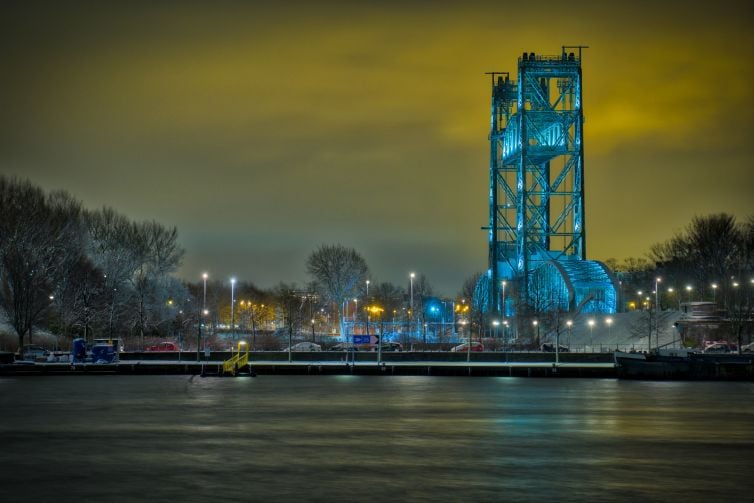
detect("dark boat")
(615, 350), (754, 380)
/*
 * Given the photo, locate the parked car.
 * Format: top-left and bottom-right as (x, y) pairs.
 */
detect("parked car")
(541, 343), (570, 353)
(145, 341), (179, 352)
(450, 342), (484, 352)
(283, 342), (322, 352)
(741, 342), (754, 353)
(330, 343), (358, 351)
(20, 345), (49, 361)
(372, 342), (402, 352)
(703, 342), (733, 354)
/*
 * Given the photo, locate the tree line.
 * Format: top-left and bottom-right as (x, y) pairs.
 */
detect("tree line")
(1, 175), (750, 351)
(0, 176), (184, 350)
(0, 177), (443, 351)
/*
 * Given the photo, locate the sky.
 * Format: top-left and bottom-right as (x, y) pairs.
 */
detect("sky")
(1, 0), (753, 296)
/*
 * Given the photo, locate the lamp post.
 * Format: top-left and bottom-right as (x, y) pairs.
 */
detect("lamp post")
(466, 320), (472, 362)
(230, 278), (236, 342)
(410, 272), (415, 338)
(198, 309), (208, 361)
(532, 319), (539, 347)
(733, 280), (740, 353)
(451, 300), (456, 339)
(501, 280), (507, 318)
(201, 272), (209, 342)
(566, 320), (573, 349)
(711, 283), (718, 304)
(555, 322), (560, 365)
(366, 279), (370, 299)
(667, 287), (677, 311)
(655, 277), (661, 349)
(685, 285), (693, 303)
(202, 272), (208, 313)
(606, 317), (613, 351)
(251, 303), (258, 349)
(588, 319), (595, 352)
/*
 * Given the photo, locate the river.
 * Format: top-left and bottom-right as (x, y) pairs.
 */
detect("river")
(1, 376), (752, 502)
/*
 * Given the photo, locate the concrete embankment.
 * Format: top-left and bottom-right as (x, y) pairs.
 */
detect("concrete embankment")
(0, 351), (616, 377)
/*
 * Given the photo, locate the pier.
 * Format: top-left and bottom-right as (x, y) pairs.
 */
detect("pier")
(1, 351), (616, 377)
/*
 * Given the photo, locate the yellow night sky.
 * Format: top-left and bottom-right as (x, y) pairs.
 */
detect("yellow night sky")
(1, 1), (752, 294)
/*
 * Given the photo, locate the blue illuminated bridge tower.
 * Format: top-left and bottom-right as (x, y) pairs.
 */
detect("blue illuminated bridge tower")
(481, 47), (617, 318)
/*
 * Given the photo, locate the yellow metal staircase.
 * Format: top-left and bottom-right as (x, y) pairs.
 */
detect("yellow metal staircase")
(222, 341), (250, 376)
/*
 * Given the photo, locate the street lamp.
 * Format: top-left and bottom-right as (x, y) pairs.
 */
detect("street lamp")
(606, 317), (613, 350)
(430, 305), (441, 341)
(588, 319), (595, 352)
(532, 319), (539, 346)
(685, 285), (693, 303)
(451, 300), (456, 339)
(667, 287), (678, 311)
(198, 308), (209, 361)
(492, 319), (500, 340)
(501, 280), (507, 318)
(353, 298), (358, 323)
(655, 277), (661, 348)
(366, 279), (370, 299)
(566, 320), (573, 348)
(202, 272), (209, 337)
(250, 303), (258, 349)
(711, 283), (718, 303)
(230, 277), (236, 341)
(410, 272), (415, 337)
(202, 272), (208, 311)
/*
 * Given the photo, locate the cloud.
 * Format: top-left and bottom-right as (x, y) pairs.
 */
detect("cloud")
(1, 0), (752, 293)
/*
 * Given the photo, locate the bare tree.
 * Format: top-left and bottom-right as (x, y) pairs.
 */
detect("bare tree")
(462, 272), (486, 342)
(370, 281), (405, 341)
(0, 177), (84, 350)
(126, 220), (185, 349)
(306, 244), (368, 338)
(273, 283), (305, 351)
(651, 213), (746, 297)
(52, 255), (105, 342)
(411, 274), (433, 343)
(85, 207), (138, 339)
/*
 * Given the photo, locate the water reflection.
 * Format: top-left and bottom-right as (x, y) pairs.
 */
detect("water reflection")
(1, 376), (752, 502)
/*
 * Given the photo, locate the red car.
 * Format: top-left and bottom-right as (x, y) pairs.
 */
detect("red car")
(145, 341), (179, 352)
(450, 342), (484, 352)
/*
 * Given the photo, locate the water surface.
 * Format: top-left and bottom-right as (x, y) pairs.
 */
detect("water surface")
(1, 376), (752, 502)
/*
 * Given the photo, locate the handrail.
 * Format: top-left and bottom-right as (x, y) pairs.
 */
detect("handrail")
(222, 341), (249, 376)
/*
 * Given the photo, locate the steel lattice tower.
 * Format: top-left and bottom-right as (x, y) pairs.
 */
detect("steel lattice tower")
(487, 47), (589, 315)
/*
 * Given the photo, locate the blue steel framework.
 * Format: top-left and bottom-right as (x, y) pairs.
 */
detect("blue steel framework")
(486, 47), (616, 316)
